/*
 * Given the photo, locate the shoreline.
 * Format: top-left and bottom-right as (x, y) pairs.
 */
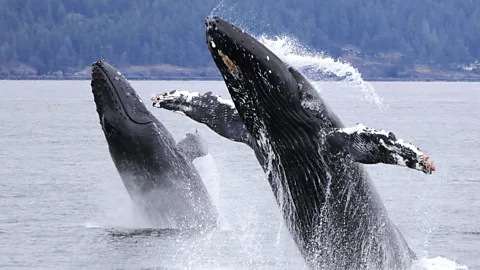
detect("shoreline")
(2, 75), (480, 82)
(3, 61), (480, 82)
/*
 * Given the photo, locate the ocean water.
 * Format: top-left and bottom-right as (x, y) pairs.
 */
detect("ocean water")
(0, 80), (478, 269)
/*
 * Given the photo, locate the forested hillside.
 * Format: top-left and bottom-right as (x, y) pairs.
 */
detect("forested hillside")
(1, 0), (480, 79)
(0, 0), (218, 76)
(223, 0), (480, 62)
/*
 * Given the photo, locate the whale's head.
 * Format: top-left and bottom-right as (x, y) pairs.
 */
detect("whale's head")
(205, 16), (339, 150)
(91, 60), (156, 140)
(90, 59), (179, 192)
(90, 60), (177, 161)
(205, 16), (299, 106)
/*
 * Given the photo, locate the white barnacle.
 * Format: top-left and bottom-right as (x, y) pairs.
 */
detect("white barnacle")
(395, 139), (424, 156)
(210, 40), (216, 48)
(215, 95), (235, 109)
(267, 56), (270, 61)
(174, 111), (186, 116)
(167, 90), (200, 102)
(341, 123), (367, 134)
(152, 91), (188, 104)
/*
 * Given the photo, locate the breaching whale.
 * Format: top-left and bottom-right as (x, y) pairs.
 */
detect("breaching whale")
(151, 17), (436, 269)
(90, 60), (218, 231)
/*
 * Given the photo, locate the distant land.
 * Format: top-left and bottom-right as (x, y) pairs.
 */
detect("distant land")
(3, 58), (480, 82)
(2, 57), (480, 81)
(1, 0), (480, 81)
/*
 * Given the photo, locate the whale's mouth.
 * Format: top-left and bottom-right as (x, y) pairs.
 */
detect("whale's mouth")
(205, 16), (317, 146)
(91, 60), (153, 125)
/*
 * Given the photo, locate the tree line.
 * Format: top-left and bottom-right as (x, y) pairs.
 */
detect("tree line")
(0, 0), (479, 74)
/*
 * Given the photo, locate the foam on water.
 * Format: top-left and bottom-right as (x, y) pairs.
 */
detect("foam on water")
(256, 35), (387, 109)
(413, 256), (468, 270)
(84, 222), (103, 229)
(91, 199), (154, 229)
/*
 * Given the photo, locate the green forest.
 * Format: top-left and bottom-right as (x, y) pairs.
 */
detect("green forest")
(1, 0), (480, 79)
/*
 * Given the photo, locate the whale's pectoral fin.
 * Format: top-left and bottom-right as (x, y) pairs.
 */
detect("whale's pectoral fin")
(326, 123), (436, 174)
(152, 90), (252, 147)
(176, 129), (208, 161)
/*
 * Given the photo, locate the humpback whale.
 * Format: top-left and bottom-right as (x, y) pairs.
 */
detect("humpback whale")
(151, 17), (436, 269)
(90, 60), (218, 231)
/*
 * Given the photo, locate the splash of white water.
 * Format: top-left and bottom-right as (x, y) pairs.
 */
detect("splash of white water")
(194, 154), (221, 210)
(193, 153), (231, 230)
(85, 199), (153, 229)
(257, 35), (387, 108)
(413, 256), (468, 270)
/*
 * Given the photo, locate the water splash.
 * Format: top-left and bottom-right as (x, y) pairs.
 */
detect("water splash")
(84, 222), (103, 229)
(413, 256), (468, 270)
(194, 153), (221, 209)
(414, 171), (443, 259)
(210, 0), (226, 17)
(275, 211), (283, 245)
(211, 7), (386, 109)
(86, 199), (154, 230)
(256, 35), (387, 109)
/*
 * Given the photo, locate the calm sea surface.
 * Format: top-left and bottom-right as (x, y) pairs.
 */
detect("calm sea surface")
(0, 80), (478, 269)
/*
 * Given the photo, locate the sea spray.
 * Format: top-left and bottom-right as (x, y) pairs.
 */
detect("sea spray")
(412, 256), (468, 270)
(211, 9), (386, 109)
(257, 35), (387, 109)
(194, 153), (221, 210)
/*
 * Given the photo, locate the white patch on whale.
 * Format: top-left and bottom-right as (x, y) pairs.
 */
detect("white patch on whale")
(339, 123), (424, 156)
(334, 123), (430, 172)
(152, 90), (236, 111)
(174, 111), (186, 116)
